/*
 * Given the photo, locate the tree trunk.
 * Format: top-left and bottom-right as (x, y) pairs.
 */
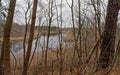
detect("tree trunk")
(97, 0), (120, 70)
(22, 0), (38, 75)
(44, 0), (53, 75)
(0, 0), (16, 75)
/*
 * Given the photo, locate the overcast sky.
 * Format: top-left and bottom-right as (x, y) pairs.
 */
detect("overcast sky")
(1, 0), (108, 27)
(13, 0), (72, 27)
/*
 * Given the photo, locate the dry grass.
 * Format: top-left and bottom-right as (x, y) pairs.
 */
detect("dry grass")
(0, 32), (39, 44)
(9, 27), (120, 75)
(10, 45), (120, 75)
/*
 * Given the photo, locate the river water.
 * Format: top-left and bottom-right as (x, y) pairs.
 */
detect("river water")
(0, 34), (74, 55)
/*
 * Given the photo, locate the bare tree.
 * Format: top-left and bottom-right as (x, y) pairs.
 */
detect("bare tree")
(0, 0), (16, 75)
(44, 0), (53, 75)
(97, 0), (120, 71)
(23, 0), (32, 69)
(59, 0), (63, 75)
(22, 0), (38, 75)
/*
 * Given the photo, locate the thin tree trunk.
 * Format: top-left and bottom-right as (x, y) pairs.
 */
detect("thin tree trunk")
(22, 0), (38, 75)
(96, 0), (101, 37)
(44, 0), (53, 75)
(59, 0), (63, 75)
(23, 0), (31, 70)
(97, 0), (120, 70)
(0, 0), (16, 75)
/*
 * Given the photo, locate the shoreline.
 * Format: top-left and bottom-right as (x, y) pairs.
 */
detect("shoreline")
(0, 32), (39, 44)
(0, 31), (59, 44)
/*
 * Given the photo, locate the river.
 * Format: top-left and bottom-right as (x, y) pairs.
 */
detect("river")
(0, 34), (74, 55)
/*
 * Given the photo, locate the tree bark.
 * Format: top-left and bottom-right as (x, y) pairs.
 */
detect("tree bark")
(97, 0), (120, 70)
(22, 0), (38, 75)
(0, 0), (16, 75)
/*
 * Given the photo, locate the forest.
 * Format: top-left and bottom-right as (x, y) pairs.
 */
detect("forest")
(0, 0), (120, 75)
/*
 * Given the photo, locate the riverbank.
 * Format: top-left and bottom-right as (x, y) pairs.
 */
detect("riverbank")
(0, 31), (59, 44)
(0, 32), (39, 44)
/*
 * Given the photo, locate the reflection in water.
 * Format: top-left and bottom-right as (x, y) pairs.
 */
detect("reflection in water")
(11, 35), (62, 55)
(0, 34), (74, 55)
(11, 41), (23, 53)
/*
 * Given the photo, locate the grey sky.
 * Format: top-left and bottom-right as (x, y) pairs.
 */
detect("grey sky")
(8, 0), (108, 27)
(14, 0), (72, 27)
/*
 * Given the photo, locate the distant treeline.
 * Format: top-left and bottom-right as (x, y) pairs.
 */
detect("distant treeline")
(35, 26), (59, 31)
